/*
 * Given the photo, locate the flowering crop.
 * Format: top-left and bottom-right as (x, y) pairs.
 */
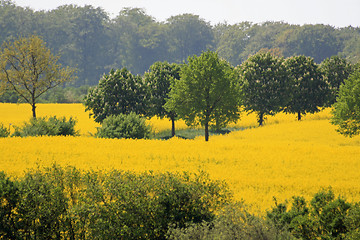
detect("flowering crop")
(0, 103), (360, 213)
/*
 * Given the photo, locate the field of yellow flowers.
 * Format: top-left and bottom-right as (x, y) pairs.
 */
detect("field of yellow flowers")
(1, 103), (360, 213)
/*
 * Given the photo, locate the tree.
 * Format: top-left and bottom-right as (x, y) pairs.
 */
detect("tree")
(321, 56), (354, 106)
(240, 52), (289, 126)
(284, 24), (340, 63)
(0, 35), (76, 118)
(166, 14), (214, 62)
(110, 8), (168, 75)
(165, 51), (241, 141)
(84, 68), (147, 123)
(284, 55), (328, 120)
(143, 61), (181, 137)
(331, 71), (360, 137)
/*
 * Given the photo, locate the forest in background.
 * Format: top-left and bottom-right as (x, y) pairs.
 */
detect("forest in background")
(1, 0), (360, 87)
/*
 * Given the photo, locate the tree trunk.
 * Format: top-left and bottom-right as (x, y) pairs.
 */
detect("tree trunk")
(258, 112), (264, 126)
(171, 117), (175, 137)
(297, 111), (302, 121)
(205, 121), (209, 142)
(32, 103), (36, 118)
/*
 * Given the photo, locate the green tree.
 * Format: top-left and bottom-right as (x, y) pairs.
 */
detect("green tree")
(284, 24), (340, 63)
(0, 35), (76, 118)
(166, 14), (214, 62)
(331, 71), (360, 137)
(214, 22), (252, 66)
(284, 55), (328, 120)
(110, 8), (168, 75)
(321, 56), (354, 106)
(84, 68), (147, 123)
(165, 51), (241, 141)
(240, 52), (289, 126)
(143, 61), (181, 137)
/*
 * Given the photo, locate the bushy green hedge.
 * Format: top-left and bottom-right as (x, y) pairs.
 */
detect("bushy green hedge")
(267, 188), (360, 240)
(0, 166), (231, 240)
(167, 202), (293, 240)
(2, 166), (360, 240)
(12, 116), (78, 137)
(0, 123), (10, 137)
(96, 112), (151, 139)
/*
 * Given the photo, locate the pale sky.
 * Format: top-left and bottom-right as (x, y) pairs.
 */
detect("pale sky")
(14, 0), (360, 27)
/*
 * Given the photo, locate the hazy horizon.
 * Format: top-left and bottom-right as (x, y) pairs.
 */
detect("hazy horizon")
(14, 0), (360, 27)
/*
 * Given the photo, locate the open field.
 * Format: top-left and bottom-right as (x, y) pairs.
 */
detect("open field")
(1, 103), (360, 213)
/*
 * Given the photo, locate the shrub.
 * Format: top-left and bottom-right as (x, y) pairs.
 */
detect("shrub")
(96, 112), (151, 139)
(167, 202), (294, 240)
(0, 172), (20, 238)
(267, 188), (353, 240)
(0, 166), (230, 240)
(0, 123), (10, 137)
(12, 116), (78, 137)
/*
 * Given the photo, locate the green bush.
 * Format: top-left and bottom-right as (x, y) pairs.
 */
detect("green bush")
(96, 112), (151, 139)
(0, 123), (10, 137)
(0, 166), (230, 240)
(12, 116), (79, 137)
(167, 202), (294, 240)
(267, 188), (353, 240)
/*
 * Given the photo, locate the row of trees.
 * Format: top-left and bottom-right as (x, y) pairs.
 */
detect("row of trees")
(85, 50), (358, 141)
(1, 35), (358, 140)
(1, 0), (360, 86)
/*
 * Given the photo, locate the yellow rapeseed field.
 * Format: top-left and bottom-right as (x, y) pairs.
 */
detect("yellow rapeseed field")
(1, 103), (360, 214)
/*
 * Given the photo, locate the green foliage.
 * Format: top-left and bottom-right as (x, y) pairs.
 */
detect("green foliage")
(0, 35), (77, 118)
(267, 188), (354, 240)
(1, 1), (359, 86)
(12, 116), (79, 137)
(284, 55), (328, 120)
(0, 166), (231, 240)
(0, 123), (10, 137)
(166, 14), (214, 62)
(0, 171), (20, 239)
(144, 61), (181, 136)
(84, 68), (147, 123)
(331, 71), (360, 137)
(96, 112), (151, 139)
(167, 202), (294, 240)
(240, 52), (290, 126)
(321, 56), (355, 106)
(165, 50), (241, 141)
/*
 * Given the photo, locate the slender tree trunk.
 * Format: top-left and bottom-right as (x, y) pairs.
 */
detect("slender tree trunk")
(297, 111), (302, 121)
(205, 121), (209, 142)
(258, 112), (264, 126)
(171, 117), (175, 137)
(31, 103), (36, 118)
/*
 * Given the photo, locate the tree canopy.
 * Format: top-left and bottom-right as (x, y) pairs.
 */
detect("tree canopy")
(284, 55), (328, 120)
(165, 51), (241, 141)
(143, 61), (181, 136)
(0, 1), (359, 86)
(84, 68), (147, 123)
(0, 35), (76, 118)
(331, 71), (360, 137)
(240, 52), (289, 126)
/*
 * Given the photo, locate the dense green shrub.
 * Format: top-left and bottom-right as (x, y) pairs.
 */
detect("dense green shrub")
(12, 116), (79, 137)
(96, 112), (151, 139)
(267, 188), (354, 240)
(0, 172), (20, 239)
(0, 123), (10, 137)
(0, 166), (230, 240)
(167, 202), (294, 240)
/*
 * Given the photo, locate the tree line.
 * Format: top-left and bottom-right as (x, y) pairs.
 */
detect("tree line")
(1, 34), (358, 141)
(1, 0), (360, 86)
(84, 50), (359, 141)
